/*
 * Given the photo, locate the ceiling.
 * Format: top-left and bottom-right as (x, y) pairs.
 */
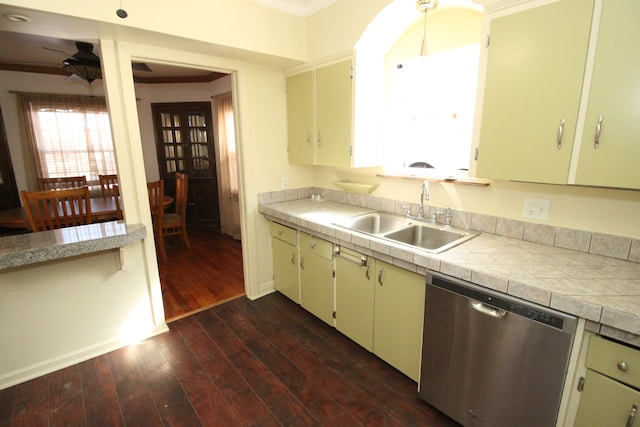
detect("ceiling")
(0, 30), (229, 83)
(0, 0), (339, 83)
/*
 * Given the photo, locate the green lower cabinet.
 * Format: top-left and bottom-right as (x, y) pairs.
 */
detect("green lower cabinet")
(272, 237), (300, 303)
(335, 251), (426, 381)
(373, 260), (425, 382)
(574, 369), (640, 427)
(299, 232), (334, 326)
(335, 248), (374, 352)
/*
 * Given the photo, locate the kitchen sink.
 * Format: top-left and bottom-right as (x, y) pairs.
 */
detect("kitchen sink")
(334, 212), (478, 253)
(335, 212), (411, 235)
(384, 224), (477, 253)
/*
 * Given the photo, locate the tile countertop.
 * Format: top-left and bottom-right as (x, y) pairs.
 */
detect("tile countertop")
(260, 199), (640, 346)
(0, 221), (147, 270)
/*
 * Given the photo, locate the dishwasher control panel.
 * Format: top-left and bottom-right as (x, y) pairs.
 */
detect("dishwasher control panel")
(431, 275), (569, 330)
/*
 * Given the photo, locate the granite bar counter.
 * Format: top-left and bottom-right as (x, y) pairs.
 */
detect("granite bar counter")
(0, 221), (146, 270)
(259, 192), (640, 346)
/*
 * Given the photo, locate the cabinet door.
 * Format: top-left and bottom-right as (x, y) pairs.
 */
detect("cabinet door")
(335, 250), (374, 351)
(315, 60), (352, 167)
(286, 70), (314, 165)
(476, 0), (594, 184)
(299, 247), (334, 326)
(373, 260), (425, 381)
(152, 102), (220, 226)
(273, 238), (300, 303)
(574, 0), (640, 189)
(574, 370), (640, 427)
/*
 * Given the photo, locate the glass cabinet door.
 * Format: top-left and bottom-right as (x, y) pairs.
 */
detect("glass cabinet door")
(151, 102), (220, 226)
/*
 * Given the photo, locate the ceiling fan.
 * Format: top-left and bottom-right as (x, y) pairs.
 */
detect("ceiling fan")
(44, 41), (152, 84)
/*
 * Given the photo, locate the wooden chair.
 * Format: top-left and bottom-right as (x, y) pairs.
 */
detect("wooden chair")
(99, 174), (119, 197)
(162, 172), (191, 249)
(147, 179), (167, 263)
(111, 184), (123, 220)
(21, 186), (92, 231)
(38, 176), (88, 191)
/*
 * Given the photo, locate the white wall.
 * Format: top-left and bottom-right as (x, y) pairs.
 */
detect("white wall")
(0, 242), (168, 389)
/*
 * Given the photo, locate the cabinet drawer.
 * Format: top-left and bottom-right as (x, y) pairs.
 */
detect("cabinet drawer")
(586, 335), (640, 389)
(270, 222), (297, 245)
(299, 232), (333, 260)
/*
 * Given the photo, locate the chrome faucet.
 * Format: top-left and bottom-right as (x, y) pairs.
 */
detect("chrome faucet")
(418, 180), (429, 219)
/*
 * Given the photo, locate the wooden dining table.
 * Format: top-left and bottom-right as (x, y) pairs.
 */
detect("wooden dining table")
(0, 196), (173, 230)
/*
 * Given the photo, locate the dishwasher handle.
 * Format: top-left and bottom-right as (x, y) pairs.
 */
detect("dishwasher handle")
(470, 301), (507, 319)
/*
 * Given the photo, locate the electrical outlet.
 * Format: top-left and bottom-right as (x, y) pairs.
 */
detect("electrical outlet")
(282, 177), (289, 189)
(523, 197), (550, 220)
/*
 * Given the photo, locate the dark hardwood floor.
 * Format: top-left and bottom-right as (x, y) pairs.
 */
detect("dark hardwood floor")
(0, 292), (460, 426)
(159, 226), (245, 322)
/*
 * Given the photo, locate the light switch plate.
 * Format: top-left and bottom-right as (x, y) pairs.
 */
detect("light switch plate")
(523, 197), (550, 220)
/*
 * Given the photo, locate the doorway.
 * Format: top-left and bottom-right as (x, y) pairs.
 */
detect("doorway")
(132, 65), (245, 320)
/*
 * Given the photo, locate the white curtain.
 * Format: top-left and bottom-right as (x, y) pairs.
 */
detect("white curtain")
(16, 92), (116, 191)
(214, 92), (241, 240)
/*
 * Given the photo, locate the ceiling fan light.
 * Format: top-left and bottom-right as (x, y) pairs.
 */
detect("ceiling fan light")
(63, 61), (102, 84)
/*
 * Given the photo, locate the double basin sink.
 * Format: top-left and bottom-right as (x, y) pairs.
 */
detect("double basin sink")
(334, 212), (478, 254)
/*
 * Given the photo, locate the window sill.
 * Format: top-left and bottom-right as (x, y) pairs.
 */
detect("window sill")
(376, 173), (490, 187)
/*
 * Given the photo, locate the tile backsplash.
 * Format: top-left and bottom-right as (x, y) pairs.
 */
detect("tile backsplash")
(258, 186), (640, 264)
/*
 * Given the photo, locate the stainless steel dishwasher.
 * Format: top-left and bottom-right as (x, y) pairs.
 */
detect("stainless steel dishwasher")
(419, 271), (577, 427)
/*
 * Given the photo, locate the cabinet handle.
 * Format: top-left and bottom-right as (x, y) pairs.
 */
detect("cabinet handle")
(556, 118), (565, 149)
(626, 403), (638, 427)
(310, 242), (316, 249)
(300, 255), (304, 270)
(317, 131), (322, 146)
(291, 253), (296, 266)
(594, 115), (603, 149)
(378, 267), (384, 286)
(618, 361), (630, 372)
(365, 262), (370, 280)
(306, 130), (311, 145)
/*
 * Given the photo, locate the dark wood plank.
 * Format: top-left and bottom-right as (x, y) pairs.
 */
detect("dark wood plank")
(0, 387), (15, 427)
(176, 315), (279, 426)
(199, 309), (318, 426)
(48, 365), (85, 427)
(160, 226), (245, 321)
(155, 326), (239, 426)
(9, 376), (49, 427)
(77, 357), (124, 427)
(107, 346), (164, 427)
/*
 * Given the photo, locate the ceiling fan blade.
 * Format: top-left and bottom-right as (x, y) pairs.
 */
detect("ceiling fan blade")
(42, 46), (73, 58)
(132, 62), (152, 72)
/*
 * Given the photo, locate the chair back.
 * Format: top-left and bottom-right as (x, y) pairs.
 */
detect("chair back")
(147, 180), (164, 229)
(99, 174), (119, 197)
(147, 179), (167, 262)
(38, 176), (88, 191)
(112, 184), (123, 220)
(174, 172), (188, 217)
(21, 186), (92, 231)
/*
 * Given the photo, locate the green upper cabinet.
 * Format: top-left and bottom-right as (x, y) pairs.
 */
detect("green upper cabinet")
(286, 59), (353, 167)
(286, 70), (315, 165)
(571, 0), (640, 189)
(476, 0), (594, 184)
